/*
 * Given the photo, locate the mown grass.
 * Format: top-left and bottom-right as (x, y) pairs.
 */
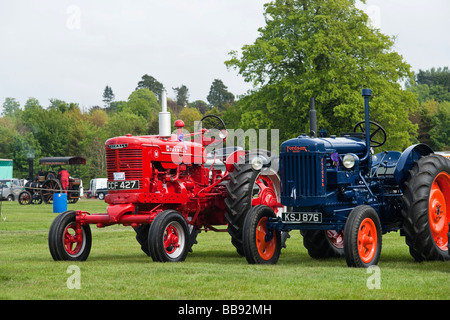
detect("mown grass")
(0, 199), (448, 300)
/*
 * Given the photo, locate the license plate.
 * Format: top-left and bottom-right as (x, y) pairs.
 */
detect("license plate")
(282, 212), (322, 223)
(107, 180), (139, 190)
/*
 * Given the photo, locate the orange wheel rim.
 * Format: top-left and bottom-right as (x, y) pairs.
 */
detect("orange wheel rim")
(357, 218), (377, 263)
(256, 217), (276, 260)
(428, 172), (450, 251)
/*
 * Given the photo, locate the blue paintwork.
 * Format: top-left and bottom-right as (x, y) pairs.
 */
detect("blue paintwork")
(270, 89), (433, 234)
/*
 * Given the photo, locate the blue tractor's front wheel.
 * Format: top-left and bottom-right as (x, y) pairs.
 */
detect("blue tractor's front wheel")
(242, 205), (281, 264)
(344, 205), (382, 268)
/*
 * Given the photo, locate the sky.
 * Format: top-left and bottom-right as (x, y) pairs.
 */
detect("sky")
(0, 0), (449, 113)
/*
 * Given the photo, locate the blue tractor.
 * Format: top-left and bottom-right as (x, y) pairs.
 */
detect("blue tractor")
(242, 89), (450, 267)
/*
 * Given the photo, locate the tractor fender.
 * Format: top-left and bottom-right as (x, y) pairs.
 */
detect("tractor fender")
(393, 143), (434, 189)
(225, 149), (276, 173)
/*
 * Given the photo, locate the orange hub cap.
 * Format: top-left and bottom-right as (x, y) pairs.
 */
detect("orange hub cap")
(256, 217), (276, 260)
(357, 218), (377, 263)
(428, 172), (450, 251)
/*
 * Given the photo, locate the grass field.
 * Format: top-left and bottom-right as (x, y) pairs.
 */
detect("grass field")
(0, 199), (448, 300)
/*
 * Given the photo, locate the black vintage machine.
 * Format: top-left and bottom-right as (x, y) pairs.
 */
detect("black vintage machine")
(18, 156), (86, 205)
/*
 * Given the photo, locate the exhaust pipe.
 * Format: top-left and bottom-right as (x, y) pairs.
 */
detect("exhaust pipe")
(360, 88), (372, 162)
(159, 90), (171, 137)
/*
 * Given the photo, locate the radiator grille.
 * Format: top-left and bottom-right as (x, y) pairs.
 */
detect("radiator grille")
(281, 151), (326, 204)
(106, 148), (143, 181)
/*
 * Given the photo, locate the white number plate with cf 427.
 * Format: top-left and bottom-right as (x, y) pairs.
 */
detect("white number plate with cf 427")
(107, 180), (139, 190)
(282, 212), (322, 223)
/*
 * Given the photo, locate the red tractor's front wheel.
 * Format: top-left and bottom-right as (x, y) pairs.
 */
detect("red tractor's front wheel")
(48, 211), (92, 261)
(148, 210), (190, 262)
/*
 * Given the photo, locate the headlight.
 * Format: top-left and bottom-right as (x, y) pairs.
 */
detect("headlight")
(251, 156), (264, 171)
(343, 154), (357, 169)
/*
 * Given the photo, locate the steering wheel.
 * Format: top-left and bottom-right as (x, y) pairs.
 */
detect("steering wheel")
(197, 114), (227, 146)
(353, 120), (386, 148)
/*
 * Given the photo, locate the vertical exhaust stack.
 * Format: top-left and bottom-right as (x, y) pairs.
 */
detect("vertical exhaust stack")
(361, 88), (372, 162)
(159, 90), (171, 137)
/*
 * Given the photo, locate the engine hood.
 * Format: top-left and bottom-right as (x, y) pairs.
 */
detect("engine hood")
(282, 134), (366, 156)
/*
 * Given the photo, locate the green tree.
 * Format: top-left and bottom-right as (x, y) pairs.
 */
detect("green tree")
(408, 67), (450, 103)
(226, 0), (418, 151)
(102, 85), (115, 109)
(0, 117), (16, 157)
(127, 88), (160, 133)
(173, 85), (190, 108)
(106, 111), (147, 137)
(176, 107), (203, 132)
(206, 79), (235, 110)
(2, 97), (21, 118)
(136, 74), (165, 100)
(189, 100), (210, 115)
(429, 101), (450, 150)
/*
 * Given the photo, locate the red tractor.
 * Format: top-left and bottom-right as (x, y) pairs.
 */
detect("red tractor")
(48, 91), (281, 262)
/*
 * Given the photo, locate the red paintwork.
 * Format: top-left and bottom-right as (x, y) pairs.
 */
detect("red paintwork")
(73, 124), (278, 234)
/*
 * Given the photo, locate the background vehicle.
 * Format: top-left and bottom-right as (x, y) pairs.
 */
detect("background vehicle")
(48, 91), (281, 262)
(0, 178), (24, 201)
(87, 178), (108, 200)
(243, 89), (450, 267)
(19, 157), (85, 205)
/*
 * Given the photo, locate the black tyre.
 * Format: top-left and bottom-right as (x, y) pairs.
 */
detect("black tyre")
(18, 191), (32, 205)
(135, 222), (199, 256)
(134, 224), (151, 256)
(242, 205), (281, 264)
(344, 205), (382, 268)
(401, 154), (450, 261)
(301, 229), (344, 259)
(148, 210), (190, 262)
(225, 153), (280, 256)
(48, 210), (92, 261)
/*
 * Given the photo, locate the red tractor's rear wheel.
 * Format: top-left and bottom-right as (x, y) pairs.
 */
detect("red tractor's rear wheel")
(402, 154), (450, 261)
(225, 158), (281, 256)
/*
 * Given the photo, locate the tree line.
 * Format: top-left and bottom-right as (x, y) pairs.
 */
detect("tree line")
(1, 0), (449, 185)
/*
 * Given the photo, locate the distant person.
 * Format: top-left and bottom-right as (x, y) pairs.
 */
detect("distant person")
(59, 168), (69, 193)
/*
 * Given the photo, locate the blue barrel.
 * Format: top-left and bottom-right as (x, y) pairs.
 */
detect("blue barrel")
(53, 193), (67, 213)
